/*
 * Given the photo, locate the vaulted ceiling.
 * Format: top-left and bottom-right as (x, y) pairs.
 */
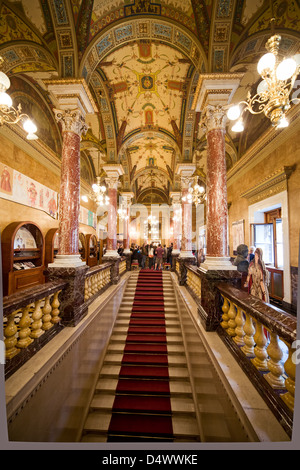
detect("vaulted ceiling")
(1, 0), (299, 203)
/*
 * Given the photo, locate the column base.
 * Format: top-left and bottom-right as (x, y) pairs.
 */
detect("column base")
(46, 264), (89, 326)
(197, 268), (241, 332)
(102, 250), (120, 260)
(199, 256), (236, 272)
(178, 251), (194, 259)
(177, 256), (196, 285)
(102, 254), (121, 284)
(48, 254), (86, 268)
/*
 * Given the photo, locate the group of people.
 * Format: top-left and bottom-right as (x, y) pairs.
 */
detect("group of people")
(130, 242), (173, 270)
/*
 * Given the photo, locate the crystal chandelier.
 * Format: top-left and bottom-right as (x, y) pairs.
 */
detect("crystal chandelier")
(182, 179), (206, 206)
(146, 172), (159, 239)
(0, 57), (38, 140)
(82, 176), (109, 206)
(227, 6), (300, 131)
(118, 206), (129, 221)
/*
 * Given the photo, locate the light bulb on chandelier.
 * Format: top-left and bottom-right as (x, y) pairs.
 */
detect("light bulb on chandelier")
(0, 58), (38, 140)
(226, 3), (300, 132)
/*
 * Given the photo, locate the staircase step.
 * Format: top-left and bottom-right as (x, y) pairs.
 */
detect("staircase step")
(81, 271), (204, 443)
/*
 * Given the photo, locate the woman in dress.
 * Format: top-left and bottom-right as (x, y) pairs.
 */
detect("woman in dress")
(244, 247), (270, 303)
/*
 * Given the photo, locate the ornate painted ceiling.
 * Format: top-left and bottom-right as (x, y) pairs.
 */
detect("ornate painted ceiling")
(0, 0), (299, 202)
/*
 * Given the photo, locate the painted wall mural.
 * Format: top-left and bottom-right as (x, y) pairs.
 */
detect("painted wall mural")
(0, 162), (58, 219)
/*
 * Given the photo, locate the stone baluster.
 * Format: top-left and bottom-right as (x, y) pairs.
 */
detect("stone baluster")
(252, 321), (269, 371)
(17, 306), (34, 348)
(281, 343), (296, 411)
(84, 278), (89, 301)
(221, 296), (230, 331)
(30, 300), (44, 339)
(42, 296), (53, 331)
(233, 306), (246, 347)
(241, 312), (256, 357)
(264, 333), (285, 389)
(92, 274), (97, 295)
(51, 291), (62, 324)
(227, 301), (237, 337)
(4, 312), (20, 359)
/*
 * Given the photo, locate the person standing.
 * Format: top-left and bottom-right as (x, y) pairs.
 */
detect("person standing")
(244, 247), (270, 303)
(167, 243), (173, 267)
(141, 243), (148, 269)
(148, 243), (154, 269)
(155, 243), (164, 270)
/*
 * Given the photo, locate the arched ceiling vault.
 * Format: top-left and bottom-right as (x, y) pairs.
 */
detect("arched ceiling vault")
(0, 0), (299, 200)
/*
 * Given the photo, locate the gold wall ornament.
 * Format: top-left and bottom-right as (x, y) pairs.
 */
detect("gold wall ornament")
(240, 165), (296, 204)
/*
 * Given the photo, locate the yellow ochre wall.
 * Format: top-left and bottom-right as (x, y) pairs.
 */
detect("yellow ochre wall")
(0, 133), (97, 238)
(227, 121), (300, 268)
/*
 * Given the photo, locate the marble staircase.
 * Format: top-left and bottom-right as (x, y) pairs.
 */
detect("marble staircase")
(80, 271), (251, 443)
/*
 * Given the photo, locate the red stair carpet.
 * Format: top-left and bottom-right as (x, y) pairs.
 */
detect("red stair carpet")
(108, 269), (174, 442)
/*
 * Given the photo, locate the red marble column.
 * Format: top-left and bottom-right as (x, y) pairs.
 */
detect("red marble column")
(121, 192), (133, 253)
(106, 183), (118, 254)
(102, 165), (124, 259)
(200, 105), (235, 271)
(171, 192), (181, 254)
(51, 109), (87, 267)
(181, 185), (193, 256)
(206, 127), (228, 257)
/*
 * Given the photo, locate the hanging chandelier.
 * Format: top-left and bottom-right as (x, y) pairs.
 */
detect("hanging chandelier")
(227, 4), (300, 131)
(118, 205), (129, 221)
(82, 176), (109, 206)
(147, 171), (159, 239)
(0, 57), (38, 140)
(182, 179), (206, 206)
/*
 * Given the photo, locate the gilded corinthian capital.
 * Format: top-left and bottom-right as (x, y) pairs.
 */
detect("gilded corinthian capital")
(54, 108), (88, 136)
(201, 104), (227, 133)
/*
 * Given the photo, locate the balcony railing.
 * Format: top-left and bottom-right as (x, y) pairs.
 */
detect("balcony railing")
(3, 280), (66, 378)
(181, 262), (296, 439)
(3, 257), (129, 378)
(217, 282), (296, 438)
(84, 262), (112, 304)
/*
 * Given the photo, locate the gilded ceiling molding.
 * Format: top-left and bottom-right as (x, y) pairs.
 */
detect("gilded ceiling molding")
(48, 0), (78, 77)
(80, 17), (207, 82)
(240, 165), (296, 205)
(191, 73), (243, 112)
(43, 78), (98, 115)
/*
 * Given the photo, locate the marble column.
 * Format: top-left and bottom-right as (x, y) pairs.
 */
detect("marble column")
(121, 192), (134, 271)
(43, 79), (98, 325)
(46, 109), (89, 325)
(176, 164), (195, 260)
(102, 165), (124, 283)
(51, 109), (88, 268)
(199, 105), (236, 272)
(170, 192), (182, 255)
(176, 164), (196, 283)
(197, 104), (239, 331)
(121, 192), (134, 254)
(102, 165), (124, 259)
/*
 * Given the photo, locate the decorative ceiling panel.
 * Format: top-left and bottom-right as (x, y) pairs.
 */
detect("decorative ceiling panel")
(99, 41), (191, 140)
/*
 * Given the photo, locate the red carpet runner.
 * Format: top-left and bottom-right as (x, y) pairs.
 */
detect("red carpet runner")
(108, 269), (174, 442)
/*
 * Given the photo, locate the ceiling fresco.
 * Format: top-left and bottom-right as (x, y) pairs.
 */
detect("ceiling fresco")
(0, 0), (299, 201)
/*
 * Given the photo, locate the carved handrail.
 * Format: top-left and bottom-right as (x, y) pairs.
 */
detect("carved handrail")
(84, 261), (113, 278)
(217, 282), (297, 438)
